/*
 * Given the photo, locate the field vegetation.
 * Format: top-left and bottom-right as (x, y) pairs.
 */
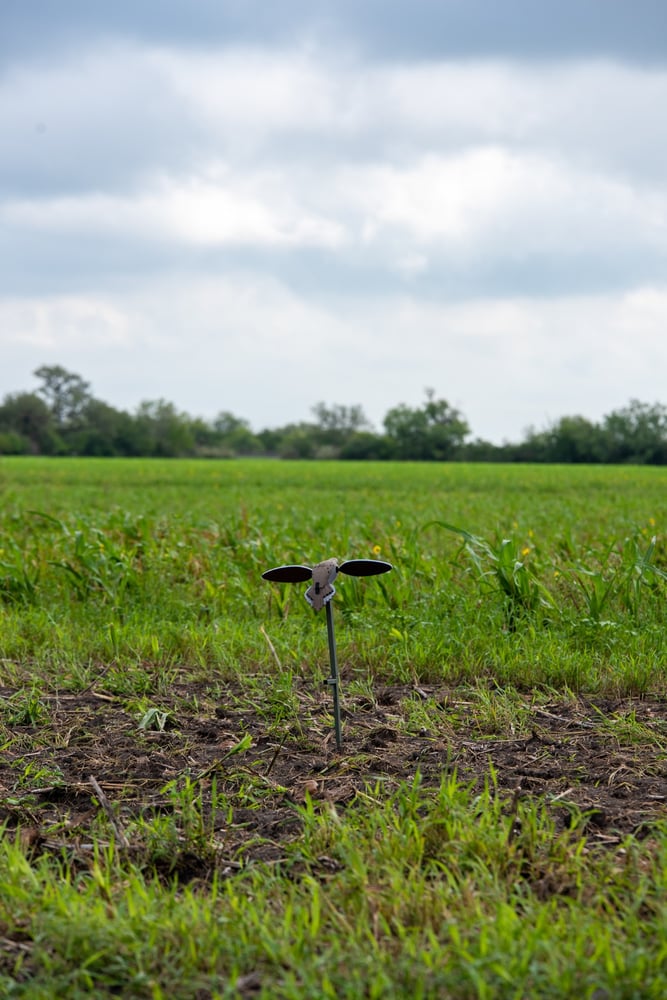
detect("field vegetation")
(2, 458), (667, 996)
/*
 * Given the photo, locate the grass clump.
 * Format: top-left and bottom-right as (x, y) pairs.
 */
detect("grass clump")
(1, 778), (667, 997)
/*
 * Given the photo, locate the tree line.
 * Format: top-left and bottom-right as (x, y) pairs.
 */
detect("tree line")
(1, 365), (666, 464)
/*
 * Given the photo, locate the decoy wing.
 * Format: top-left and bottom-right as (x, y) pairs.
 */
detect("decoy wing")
(338, 559), (393, 577)
(262, 564), (313, 583)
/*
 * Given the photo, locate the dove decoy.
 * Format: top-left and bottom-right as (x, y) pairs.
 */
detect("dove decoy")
(262, 558), (392, 611)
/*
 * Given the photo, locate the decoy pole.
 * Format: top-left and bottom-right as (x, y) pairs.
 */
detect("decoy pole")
(325, 600), (342, 750)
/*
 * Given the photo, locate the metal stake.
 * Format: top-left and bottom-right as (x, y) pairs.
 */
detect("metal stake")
(325, 600), (342, 750)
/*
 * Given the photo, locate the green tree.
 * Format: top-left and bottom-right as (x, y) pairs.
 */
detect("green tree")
(312, 403), (370, 437)
(603, 400), (667, 464)
(135, 400), (196, 457)
(459, 438), (505, 462)
(256, 427), (283, 455)
(73, 399), (137, 456)
(277, 424), (317, 459)
(188, 417), (218, 452)
(0, 391), (58, 454)
(212, 412), (261, 456)
(309, 402), (372, 457)
(340, 431), (392, 460)
(383, 389), (469, 460)
(545, 416), (607, 463)
(213, 411), (248, 437)
(34, 365), (91, 431)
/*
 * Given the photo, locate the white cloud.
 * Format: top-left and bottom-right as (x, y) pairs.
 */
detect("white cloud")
(340, 148), (667, 258)
(2, 168), (346, 249)
(151, 47), (350, 137)
(2, 296), (131, 349)
(4, 145), (664, 271)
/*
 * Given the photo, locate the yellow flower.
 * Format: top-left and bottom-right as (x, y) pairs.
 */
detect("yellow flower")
(521, 546), (530, 557)
(372, 544), (382, 555)
(649, 517), (656, 527)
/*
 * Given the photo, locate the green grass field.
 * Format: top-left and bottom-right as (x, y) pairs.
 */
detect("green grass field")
(2, 458), (667, 997)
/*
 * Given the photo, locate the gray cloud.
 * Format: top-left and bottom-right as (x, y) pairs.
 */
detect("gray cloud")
(4, 0), (667, 64)
(3, 52), (667, 291)
(0, 45), (203, 198)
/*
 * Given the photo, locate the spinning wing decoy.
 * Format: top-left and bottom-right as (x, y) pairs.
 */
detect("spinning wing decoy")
(262, 557), (392, 612)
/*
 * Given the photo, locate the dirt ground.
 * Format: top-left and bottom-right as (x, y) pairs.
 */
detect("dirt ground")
(2, 680), (667, 880)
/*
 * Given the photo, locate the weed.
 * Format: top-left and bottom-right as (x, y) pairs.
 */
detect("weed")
(0, 538), (39, 605)
(2, 686), (49, 726)
(424, 520), (557, 629)
(569, 532), (667, 625)
(13, 759), (64, 790)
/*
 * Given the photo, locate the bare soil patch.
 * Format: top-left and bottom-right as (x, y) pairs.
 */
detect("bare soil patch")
(2, 680), (667, 880)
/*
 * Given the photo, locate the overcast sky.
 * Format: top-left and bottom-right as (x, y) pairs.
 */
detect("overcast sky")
(2, 0), (667, 442)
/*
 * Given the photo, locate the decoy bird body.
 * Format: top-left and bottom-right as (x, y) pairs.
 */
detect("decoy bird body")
(305, 558), (339, 611)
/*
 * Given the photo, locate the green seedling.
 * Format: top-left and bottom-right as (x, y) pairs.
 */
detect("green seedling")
(138, 707), (173, 732)
(262, 558), (392, 748)
(3, 686), (49, 726)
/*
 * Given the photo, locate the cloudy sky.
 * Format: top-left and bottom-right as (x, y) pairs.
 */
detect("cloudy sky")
(2, 0), (667, 442)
